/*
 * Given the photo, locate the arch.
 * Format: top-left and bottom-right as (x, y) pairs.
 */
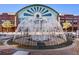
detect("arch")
(16, 4), (59, 15)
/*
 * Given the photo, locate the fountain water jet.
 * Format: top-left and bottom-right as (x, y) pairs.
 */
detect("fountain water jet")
(12, 4), (72, 49)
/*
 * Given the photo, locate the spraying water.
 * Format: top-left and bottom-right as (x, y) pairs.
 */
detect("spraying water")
(13, 4), (67, 47)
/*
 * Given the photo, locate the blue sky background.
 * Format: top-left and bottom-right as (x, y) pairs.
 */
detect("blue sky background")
(0, 4), (79, 15)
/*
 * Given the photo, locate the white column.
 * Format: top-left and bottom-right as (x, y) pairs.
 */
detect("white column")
(15, 16), (16, 27)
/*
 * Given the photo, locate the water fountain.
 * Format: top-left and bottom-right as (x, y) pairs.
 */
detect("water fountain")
(12, 4), (72, 49)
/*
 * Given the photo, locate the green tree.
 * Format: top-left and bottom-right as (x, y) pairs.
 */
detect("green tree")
(2, 20), (14, 32)
(63, 21), (72, 32)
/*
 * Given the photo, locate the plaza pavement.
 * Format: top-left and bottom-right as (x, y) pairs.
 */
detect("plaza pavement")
(0, 39), (79, 55)
(0, 32), (79, 55)
(27, 38), (79, 55)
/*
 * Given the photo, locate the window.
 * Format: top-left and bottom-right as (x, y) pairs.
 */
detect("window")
(67, 20), (72, 22)
(73, 20), (77, 22)
(73, 27), (77, 31)
(60, 20), (64, 22)
(73, 22), (77, 24)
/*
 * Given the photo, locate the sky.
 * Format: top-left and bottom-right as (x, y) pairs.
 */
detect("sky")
(0, 4), (79, 15)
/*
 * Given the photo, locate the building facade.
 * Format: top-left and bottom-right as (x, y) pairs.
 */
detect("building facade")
(0, 13), (79, 32)
(60, 14), (79, 32)
(0, 8), (79, 32)
(0, 13), (16, 32)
